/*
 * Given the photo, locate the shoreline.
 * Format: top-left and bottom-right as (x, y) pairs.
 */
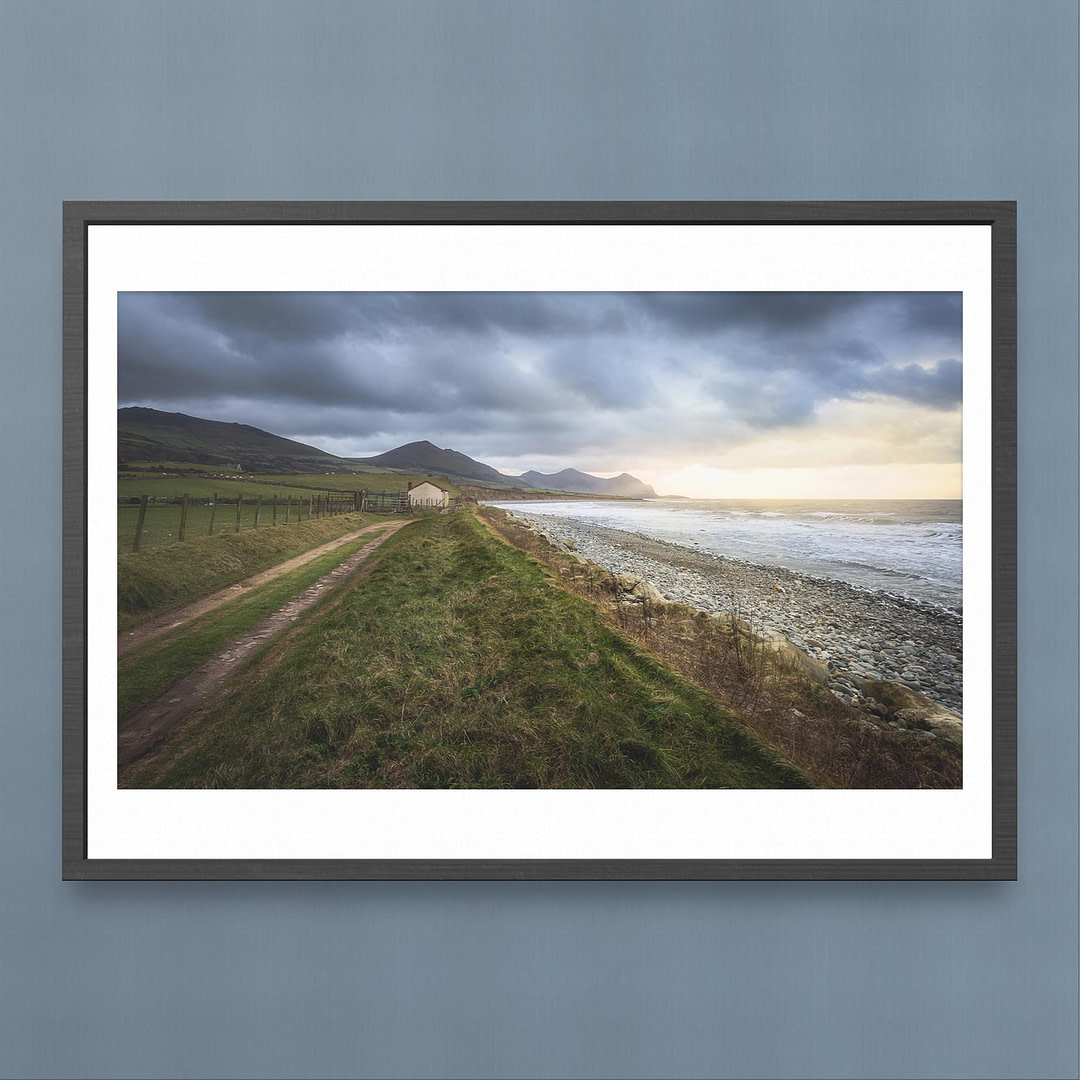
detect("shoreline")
(501, 509), (963, 717)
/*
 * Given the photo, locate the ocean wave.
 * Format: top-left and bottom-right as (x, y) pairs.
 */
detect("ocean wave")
(485, 498), (963, 609)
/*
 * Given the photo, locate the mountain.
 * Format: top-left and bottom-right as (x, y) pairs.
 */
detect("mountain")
(118, 408), (654, 496)
(353, 441), (517, 486)
(359, 445), (657, 496)
(117, 407), (350, 472)
(519, 468), (656, 498)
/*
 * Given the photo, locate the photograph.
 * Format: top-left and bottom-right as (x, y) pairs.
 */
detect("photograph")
(115, 288), (965, 792)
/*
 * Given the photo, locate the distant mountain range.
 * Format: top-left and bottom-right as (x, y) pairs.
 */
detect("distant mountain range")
(519, 468), (657, 498)
(354, 440), (510, 486)
(118, 408), (657, 497)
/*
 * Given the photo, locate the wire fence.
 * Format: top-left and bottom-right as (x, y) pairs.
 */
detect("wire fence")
(119, 488), (463, 552)
(119, 491), (364, 552)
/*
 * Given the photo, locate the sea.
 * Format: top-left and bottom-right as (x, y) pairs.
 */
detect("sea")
(485, 498), (963, 614)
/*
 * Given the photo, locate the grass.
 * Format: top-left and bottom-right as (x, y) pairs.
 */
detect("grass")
(480, 507), (962, 790)
(121, 461), (245, 474)
(117, 496), (335, 551)
(118, 534), (379, 718)
(117, 470), (456, 551)
(118, 511), (390, 629)
(258, 472), (461, 496)
(121, 512), (810, 790)
(118, 476), (347, 501)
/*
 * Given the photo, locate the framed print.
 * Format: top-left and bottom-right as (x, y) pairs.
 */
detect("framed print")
(62, 201), (1016, 879)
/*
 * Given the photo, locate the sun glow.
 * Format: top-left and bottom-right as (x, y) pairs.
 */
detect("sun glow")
(643, 462), (962, 500)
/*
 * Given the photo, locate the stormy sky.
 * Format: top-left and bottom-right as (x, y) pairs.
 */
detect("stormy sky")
(118, 291), (962, 498)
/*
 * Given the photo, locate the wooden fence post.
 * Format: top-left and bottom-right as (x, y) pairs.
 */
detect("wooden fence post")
(253, 497), (262, 529)
(235, 496), (243, 532)
(132, 494), (148, 553)
(178, 494), (189, 541)
(285, 497), (291, 524)
(208, 493), (217, 536)
(272, 496), (277, 525)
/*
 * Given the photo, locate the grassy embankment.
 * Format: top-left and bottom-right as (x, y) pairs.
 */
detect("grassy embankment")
(479, 507), (962, 789)
(118, 511), (391, 632)
(121, 511), (810, 790)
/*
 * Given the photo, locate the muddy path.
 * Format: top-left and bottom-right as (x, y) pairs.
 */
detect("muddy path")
(119, 520), (404, 657)
(118, 519), (412, 768)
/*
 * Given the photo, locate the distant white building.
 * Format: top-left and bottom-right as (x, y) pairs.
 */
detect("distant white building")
(407, 480), (451, 508)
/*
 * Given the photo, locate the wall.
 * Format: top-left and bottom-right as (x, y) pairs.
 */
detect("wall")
(409, 484), (450, 507)
(0, 3), (1076, 1078)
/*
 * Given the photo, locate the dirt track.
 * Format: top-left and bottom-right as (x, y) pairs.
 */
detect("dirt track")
(118, 519), (413, 768)
(119, 520), (404, 657)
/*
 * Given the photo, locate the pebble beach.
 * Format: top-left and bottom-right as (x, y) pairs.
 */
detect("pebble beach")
(499, 510), (963, 717)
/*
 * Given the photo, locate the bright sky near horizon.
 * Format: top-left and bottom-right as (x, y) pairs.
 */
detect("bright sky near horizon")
(118, 291), (963, 499)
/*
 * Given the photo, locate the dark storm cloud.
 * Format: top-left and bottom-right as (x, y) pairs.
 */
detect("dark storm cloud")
(634, 291), (869, 334)
(868, 358), (962, 409)
(118, 291), (962, 467)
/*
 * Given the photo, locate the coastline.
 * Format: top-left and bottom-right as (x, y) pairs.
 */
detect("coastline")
(498, 509), (963, 717)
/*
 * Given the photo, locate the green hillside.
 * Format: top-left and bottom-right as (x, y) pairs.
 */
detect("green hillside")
(118, 407), (353, 472)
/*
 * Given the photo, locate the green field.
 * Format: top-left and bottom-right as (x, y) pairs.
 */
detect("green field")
(258, 472), (461, 496)
(117, 471), (457, 551)
(121, 461), (246, 475)
(121, 512), (810, 790)
(118, 476), (347, 501)
(117, 496), (337, 551)
(117, 510), (389, 627)
(119, 472), (457, 500)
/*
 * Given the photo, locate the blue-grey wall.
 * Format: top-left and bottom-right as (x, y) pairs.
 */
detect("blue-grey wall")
(1, 3), (1076, 1078)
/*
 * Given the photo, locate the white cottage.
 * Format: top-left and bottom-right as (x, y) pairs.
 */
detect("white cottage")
(407, 480), (451, 508)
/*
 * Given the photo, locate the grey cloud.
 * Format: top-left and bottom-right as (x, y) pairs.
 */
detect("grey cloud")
(634, 291), (870, 336)
(865, 358), (962, 409)
(118, 290), (963, 467)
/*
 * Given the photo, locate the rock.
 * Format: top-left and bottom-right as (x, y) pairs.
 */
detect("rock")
(631, 579), (668, 605)
(713, 611), (753, 635)
(859, 680), (963, 745)
(894, 707), (963, 743)
(761, 632), (831, 686)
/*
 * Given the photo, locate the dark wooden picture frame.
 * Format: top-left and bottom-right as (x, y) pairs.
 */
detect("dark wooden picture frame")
(63, 200), (1016, 880)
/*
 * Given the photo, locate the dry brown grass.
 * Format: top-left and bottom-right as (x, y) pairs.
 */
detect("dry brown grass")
(479, 506), (961, 789)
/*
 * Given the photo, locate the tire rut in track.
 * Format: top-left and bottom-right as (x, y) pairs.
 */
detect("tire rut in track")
(119, 520), (404, 657)
(117, 519), (414, 768)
